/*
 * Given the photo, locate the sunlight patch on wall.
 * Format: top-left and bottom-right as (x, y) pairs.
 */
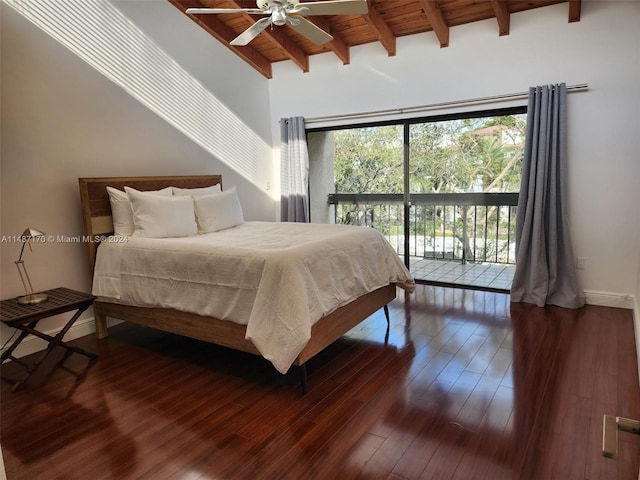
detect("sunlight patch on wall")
(4, 0), (271, 188)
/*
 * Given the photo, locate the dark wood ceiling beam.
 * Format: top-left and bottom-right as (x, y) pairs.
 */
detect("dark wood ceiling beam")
(363, 0), (396, 56)
(568, 0), (581, 22)
(263, 27), (310, 72)
(312, 17), (350, 65)
(490, 0), (510, 36)
(225, 0), (309, 73)
(169, 0), (272, 78)
(173, 0), (584, 78)
(419, 0), (449, 48)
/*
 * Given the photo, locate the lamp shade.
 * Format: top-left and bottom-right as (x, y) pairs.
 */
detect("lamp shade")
(21, 228), (46, 239)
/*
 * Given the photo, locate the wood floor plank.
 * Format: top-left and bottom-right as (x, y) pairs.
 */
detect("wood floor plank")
(391, 368), (482, 479)
(2, 285), (639, 480)
(329, 432), (385, 480)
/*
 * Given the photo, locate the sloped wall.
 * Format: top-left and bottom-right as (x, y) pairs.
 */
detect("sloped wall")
(0, 1), (274, 351)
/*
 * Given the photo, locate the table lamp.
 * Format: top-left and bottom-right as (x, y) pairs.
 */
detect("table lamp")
(15, 227), (49, 305)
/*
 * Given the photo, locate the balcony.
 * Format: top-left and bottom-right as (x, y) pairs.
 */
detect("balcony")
(328, 192), (518, 291)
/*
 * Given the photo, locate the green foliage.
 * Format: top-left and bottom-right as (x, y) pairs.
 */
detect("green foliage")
(333, 125), (403, 193)
(333, 114), (526, 195)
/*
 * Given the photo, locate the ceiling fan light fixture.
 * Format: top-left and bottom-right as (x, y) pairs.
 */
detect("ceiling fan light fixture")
(272, 9), (287, 26)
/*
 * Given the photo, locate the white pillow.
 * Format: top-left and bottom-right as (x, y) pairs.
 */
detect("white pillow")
(172, 184), (221, 196)
(125, 187), (198, 238)
(193, 187), (244, 233)
(107, 186), (172, 236)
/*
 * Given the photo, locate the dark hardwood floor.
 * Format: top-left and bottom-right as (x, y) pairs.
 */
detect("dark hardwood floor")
(2, 285), (639, 479)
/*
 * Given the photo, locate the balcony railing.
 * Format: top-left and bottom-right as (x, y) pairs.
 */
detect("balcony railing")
(328, 192), (519, 265)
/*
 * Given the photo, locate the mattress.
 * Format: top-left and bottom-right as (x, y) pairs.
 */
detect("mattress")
(93, 221), (414, 373)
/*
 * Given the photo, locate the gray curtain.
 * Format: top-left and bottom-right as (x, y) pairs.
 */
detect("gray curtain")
(280, 117), (309, 222)
(510, 83), (585, 308)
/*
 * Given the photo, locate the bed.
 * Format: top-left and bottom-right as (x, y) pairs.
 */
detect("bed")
(79, 175), (414, 392)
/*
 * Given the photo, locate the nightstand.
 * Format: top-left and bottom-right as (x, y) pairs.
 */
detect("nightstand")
(1, 287), (98, 391)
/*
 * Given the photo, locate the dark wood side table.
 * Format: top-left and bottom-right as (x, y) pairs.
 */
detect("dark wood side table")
(1, 287), (98, 391)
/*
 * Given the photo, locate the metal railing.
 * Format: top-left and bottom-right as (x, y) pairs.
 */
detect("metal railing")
(328, 192), (519, 265)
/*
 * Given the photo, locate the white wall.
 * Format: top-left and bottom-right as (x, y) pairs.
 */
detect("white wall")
(269, 1), (640, 305)
(0, 1), (275, 350)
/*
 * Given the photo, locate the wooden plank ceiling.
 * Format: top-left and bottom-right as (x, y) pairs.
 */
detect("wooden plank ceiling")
(169, 0), (581, 79)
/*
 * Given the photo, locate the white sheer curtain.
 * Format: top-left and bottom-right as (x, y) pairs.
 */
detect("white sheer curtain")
(510, 83), (585, 308)
(280, 117), (310, 222)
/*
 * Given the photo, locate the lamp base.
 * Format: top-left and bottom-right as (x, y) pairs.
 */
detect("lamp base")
(17, 293), (49, 305)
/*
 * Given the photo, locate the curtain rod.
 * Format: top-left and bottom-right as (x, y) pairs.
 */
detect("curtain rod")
(304, 83), (588, 125)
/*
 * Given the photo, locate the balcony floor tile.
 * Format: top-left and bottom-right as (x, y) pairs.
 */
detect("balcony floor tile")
(410, 258), (515, 291)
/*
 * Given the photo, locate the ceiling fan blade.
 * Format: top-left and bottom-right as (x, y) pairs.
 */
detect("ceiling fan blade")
(186, 8), (266, 15)
(230, 17), (273, 46)
(287, 16), (333, 45)
(292, 0), (368, 16)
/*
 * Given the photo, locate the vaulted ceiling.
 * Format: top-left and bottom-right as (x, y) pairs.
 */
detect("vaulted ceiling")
(169, 0), (581, 79)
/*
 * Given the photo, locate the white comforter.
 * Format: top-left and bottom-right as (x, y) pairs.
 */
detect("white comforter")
(93, 221), (414, 373)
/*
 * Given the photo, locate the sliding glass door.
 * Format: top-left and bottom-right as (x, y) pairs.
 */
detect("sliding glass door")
(307, 108), (526, 288)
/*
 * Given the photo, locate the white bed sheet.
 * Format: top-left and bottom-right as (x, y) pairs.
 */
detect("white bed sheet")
(92, 221), (414, 373)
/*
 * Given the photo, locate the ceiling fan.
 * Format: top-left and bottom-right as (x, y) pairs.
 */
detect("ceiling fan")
(186, 0), (369, 46)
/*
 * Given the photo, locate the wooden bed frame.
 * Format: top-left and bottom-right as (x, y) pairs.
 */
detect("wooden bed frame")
(78, 175), (396, 392)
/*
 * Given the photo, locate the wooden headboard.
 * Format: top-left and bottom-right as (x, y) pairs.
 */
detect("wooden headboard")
(78, 175), (222, 273)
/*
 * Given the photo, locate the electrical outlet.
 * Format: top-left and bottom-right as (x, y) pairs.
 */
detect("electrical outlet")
(576, 257), (586, 270)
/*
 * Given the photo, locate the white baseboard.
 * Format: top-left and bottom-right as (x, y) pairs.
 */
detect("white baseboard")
(584, 290), (635, 309)
(3, 316), (121, 359)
